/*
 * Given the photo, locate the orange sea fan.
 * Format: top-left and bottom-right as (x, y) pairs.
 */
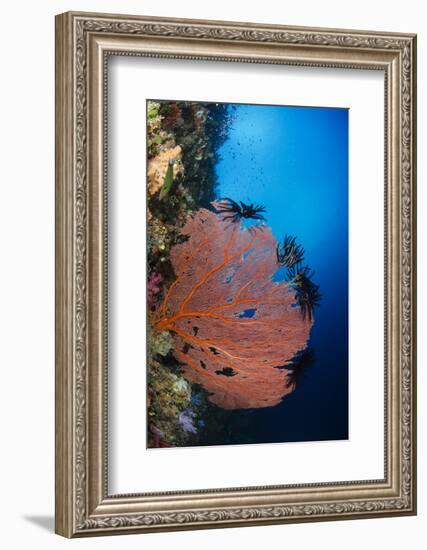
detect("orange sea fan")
(154, 208), (313, 409)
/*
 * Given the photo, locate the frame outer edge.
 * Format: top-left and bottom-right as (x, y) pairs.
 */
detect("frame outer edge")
(61, 10), (417, 40)
(409, 34), (417, 514)
(413, 35), (417, 514)
(55, 12), (75, 538)
(54, 10), (417, 537)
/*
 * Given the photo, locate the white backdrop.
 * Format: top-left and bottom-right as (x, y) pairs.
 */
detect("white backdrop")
(0, 1), (424, 549)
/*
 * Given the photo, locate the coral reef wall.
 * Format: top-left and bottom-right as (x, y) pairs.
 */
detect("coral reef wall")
(146, 100), (233, 447)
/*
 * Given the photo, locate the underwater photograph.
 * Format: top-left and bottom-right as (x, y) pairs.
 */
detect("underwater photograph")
(146, 99), (348, 449)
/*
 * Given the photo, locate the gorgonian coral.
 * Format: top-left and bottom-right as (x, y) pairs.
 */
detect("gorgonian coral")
(153, 208), (313, 410)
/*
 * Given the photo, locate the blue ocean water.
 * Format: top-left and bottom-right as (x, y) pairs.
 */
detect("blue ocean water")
(213, 103), (349, 443)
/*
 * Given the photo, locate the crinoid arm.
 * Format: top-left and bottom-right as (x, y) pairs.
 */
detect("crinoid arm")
(221, 213), (240, 223)
(251, 212), (267, 221)
(214, 197), (240, 212)
(247, 223), (266, 235)
(250, 202), (267, 214)
(239, 201), (266, 221)
(283, 348), (315, 390)
(286, 263), (321, 321)
(213, 197), (266, 235)
(277, 235), (305, 268)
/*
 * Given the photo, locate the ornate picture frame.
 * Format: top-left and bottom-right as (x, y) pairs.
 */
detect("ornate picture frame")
(55, 11), (417, 537)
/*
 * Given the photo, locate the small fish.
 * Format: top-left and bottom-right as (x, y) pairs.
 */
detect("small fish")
(159, 160), (174, 199)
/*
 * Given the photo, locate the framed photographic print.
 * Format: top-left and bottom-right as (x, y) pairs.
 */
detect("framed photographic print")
(55, 11), (417, 537)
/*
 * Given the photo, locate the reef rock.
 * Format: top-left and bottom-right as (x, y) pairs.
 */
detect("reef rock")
(147, 146), (184, 196)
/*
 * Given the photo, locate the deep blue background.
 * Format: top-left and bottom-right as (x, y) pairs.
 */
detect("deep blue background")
(211, 103), (349, 443)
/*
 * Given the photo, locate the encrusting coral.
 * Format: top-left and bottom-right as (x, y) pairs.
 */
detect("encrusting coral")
(178, 409), (197, 434)
(149, 329), (174, 358)
(147, 360), (196, 447)
(153, 208), (313, 410)
(148, 272), (163, 306)
(147, 146), (184, 196)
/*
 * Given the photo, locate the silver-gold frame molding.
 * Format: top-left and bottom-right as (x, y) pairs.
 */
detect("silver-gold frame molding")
(55, 11), (417, 538)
